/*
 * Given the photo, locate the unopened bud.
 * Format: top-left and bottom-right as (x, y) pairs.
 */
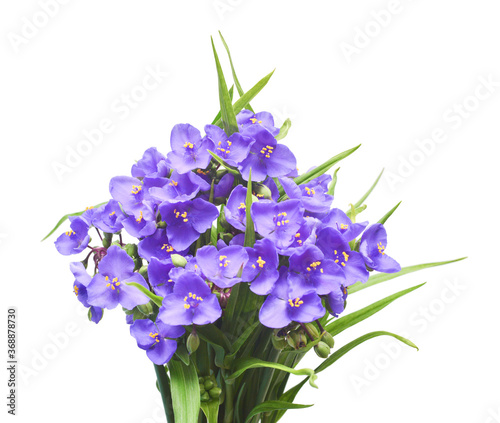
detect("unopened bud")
(252, 183), (273, 200)
(314, 341), (331, 359)
(125, 243), (138, 258)
(187, 332), (200, 355)
(199, 384), (206, 394)
(137, 302), (154, 316)
(287, 331), (307, 350)
(102, 232), (113, 248)
(209, 387), (222, 399)
(203, 379), (215, 391)
(200, 392), (210, 402)
(139, 265), (148, 279)
(321, 332), (335, 349)
(171, 254), (187, 268)
(157, 221), (167, 229)
(304, 323), (320, 339)
(271, 330), (288, 350)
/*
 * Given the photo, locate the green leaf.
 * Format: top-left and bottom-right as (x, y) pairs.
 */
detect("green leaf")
(41, 202), (107, 241)
(325, 283), (426, 336)
(275, 331), (418, 422)
(218, 31), (254, 113)
(201, 400), (220, 423)
(168, 359), (201, 423)
(196, 323), (233, 368)
(348, 257), (467, 294)
(154, 365), (175, 423)
(294, 144), (361, 186)
(245, 401), (312, 423)
(211, 85), (235, 125)
(378, 201), (402, 225)
(226, 358), (318, 388)
(327, 167), (340, 196)
(225, 321), (260, 361)
(275, 118), (291, 141)
(208, 150), (240, 175)
(125, 282), (163, 307)
(211, 37), (238, 136)
(175, 344), (190, 366)
(244, 170), (256, 247)
(353, 168), (384, 208)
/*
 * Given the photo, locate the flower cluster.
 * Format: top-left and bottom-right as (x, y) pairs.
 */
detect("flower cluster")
(55, 110), (401, 366)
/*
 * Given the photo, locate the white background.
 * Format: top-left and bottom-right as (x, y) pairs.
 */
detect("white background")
(1, 1), (499, 422)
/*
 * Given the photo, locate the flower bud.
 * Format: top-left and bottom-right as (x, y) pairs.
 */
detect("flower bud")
(321, 331), (335, 349)
(199, 384), (206, 394)
(125, 243), (138, 258)
(187, 332), (200, 355)
(137, 302), (153, 316)
(157, 221), (167, 229)
(209, 387), (222, 399)
(139, 265), (148, 280)
(221, 233), (234, 245)
(103, 232), (113, 248)
(287, 331), (307, 350)
(203, 379), (214, 391)
(314, 341), (331, 359)
(271, 330), (288, 350)
(134, 257), (143, 271)
(252, 183), (273, 200)
(200, 392), (210, 402)
(171, 254), (187, 268)
(304, 323), (320, 339)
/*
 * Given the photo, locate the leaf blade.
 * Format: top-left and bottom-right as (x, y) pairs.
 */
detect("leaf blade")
(168, 359), (201, 423)
(245, 401), (312, 423)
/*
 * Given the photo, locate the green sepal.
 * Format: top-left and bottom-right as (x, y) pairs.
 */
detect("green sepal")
(275, 118), (291, 141)
(327, 167), (340, 196)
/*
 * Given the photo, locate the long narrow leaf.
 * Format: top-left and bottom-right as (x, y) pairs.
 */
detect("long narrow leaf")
(325, 283), (426, 336)
(294, 144), (361, 186)
(378, 201), (402, 225)
(211, 85), (235, 125)
(353, 168), (384, 208)
(219, 31), (254, 113)
(126, 282), (163, 307)
(348, 257), (466, 294)
(201, 400), (220, 423)
(327, 167), (340, 196)
(211, 37), (238, 136)
(244, 169), (256, 247)
(245, 401), (311, 423)
(168, 359), (201, 423)
(275, 118), (291, 141)
(226, 358), (318, 388)
(41, 201), (107, 241)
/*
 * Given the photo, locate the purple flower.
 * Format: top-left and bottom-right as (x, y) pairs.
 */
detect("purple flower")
(213, 173), (235, 200)
(327, 284), (348, 318)
(320, 208), (368, 242)
(158, 272), (222, 326)
(138, 228), (187, 262)
(224, 185), (249, 231)
(195, 245), (249, 288)
(149, 171), (210, 203)
(92, 200), (126, 234)
(121, 201), (157, 239)
(109, 176), (148, 217)
(55, 217), (90, 256)
(279, 176), (333, 215)
(87, 246), (150, 310)
(359, 224), (401, 273)
(288, 245), (344, 295)
(159, 199), (219, 251)
(238, 126), (297, 181)
(167, 124), (214, 174)
(70, 262), (103, 324)
(242, 238), (280, 295)
(259, 267), (325, 329)
(130, 319), (184, 365)
(316, 227), (369, 286)
(278, 217), (319, 256)
(205, 125), (253, 166)
(131, 147), (170, 180)
(237, 110), (280, 137)
(147, 257), (176, 297)
(251, 199), (304, 250)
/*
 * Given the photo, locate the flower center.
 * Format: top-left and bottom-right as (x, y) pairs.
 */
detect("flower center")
(149, 332), (160, 343)
(105, 276), (121, 291)
(304, 186), (316, 196)
(274, 212), (290, 227)
(161, 244), (174, 252)
(73, 285), (79, 296)
(288, 297), (304, 308)
(131, 185), (142, 195)
(184, 292), (204, 309)
(136, 211), (144, 223)
(217, 140), (232, 157)
(174, 209), (189, 222)
(250, 117), (263, 124)
(260, 145), (274, 159)
(184, 142), (194, 149)
(333, 250), (349, 267)
(65, 230), (75, 236)
(219, 255), (230, 268)
(294, 232), (303, 245)
(306, 261), (323, 273)
(169, 180), (178, 186)
(377, 242), (386, 255)
(252, 256), (266, 269)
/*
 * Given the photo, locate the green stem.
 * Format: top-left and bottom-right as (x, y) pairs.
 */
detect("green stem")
(154, 364), (175, 423)
(223, 371), (235, 423)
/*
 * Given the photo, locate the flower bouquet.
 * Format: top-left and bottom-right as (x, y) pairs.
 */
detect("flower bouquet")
(46, 35), (463, 423)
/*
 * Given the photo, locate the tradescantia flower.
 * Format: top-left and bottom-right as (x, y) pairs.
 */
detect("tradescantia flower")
(242, 238), (280, 295)
(137, 228), (186, 262)
(92, 200), (126, 234)
(195, 245), (249, 288)
(131, 147), (170, 180)
(166, 124), (214, 174)
(87, 246), (150, 310)
(205, 124), (254, 167)
(121, 201), (157, 239)
(259, 267), (325, 329)
(147, 257), (176, 297)
(252, 199), (304, 250)
(316, 227), (369, 286)
(359, 224), (401, 273)
(109, 176), (149, 218)
(159, 199), (219, 251)
(55, 217), (90, 256)
(238, 126), (297, 181)
(287, 244), (344, 295)
(130, 319), (184, 365)
(277, 217), (319, 256)
(237, 110), (280, 137)
(149, 170), (210, 204)
(158, 272), (222, 326)
(320, 208), (368, 242)
(327, 284), (348, 318)
(279, 176), (333, 215)
(70, 262), (103, 324)
(224, 185), (250, 231)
